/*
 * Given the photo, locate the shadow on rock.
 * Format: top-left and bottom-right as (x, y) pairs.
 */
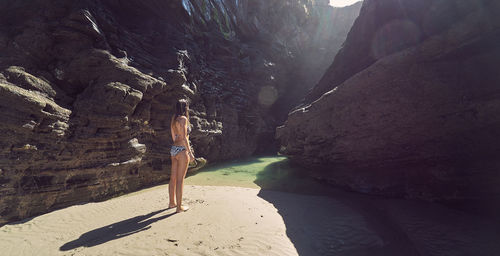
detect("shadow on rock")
(60, 209), (174, 251)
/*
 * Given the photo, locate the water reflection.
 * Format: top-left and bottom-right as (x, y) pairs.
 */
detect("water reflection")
(186, 156), (337, 196)
(185, 156), (281, 188)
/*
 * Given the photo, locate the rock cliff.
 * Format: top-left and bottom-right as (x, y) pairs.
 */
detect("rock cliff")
(0, 0), (360, 224)
(278, 0), (500, 210)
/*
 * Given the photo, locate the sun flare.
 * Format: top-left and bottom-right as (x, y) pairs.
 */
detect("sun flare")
(329, 0), (362, 7)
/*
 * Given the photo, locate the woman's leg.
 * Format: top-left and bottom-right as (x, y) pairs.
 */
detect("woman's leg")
(176, 151), (190, 212)
(169, 156), (178, 208)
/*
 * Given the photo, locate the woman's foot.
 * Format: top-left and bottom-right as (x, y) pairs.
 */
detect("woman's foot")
(176, 205), (189, 213)
(168, 204), (177, 209)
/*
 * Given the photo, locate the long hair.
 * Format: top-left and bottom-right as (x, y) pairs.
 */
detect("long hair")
(171, 99), (190, 128)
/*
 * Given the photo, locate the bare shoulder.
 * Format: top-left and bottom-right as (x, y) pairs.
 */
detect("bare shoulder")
(176, 116), (188, 125)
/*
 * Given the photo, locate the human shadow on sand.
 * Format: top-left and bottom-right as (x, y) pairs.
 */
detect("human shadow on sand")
(60, 208), (174, 251)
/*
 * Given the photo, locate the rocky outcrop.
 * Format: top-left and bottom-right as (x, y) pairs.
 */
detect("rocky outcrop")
(278, 0), (500, 209)
(0, 0), (360, 224)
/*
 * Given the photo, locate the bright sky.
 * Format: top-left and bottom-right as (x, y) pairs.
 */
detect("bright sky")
(329, 0), (362, 7)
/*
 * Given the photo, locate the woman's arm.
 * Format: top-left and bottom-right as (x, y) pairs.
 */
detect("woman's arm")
(170, 115), (176, 142)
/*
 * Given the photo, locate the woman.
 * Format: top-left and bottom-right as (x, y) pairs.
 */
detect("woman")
(169, 99), (195, 213)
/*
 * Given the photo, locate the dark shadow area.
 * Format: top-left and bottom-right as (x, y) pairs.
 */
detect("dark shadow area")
(60, 208), (174, 251)
(253, 158), (336, 195)
(256, 190), (420, 256)
(2, 216), (36, 226)
(254, 160), (500, 256)
(254, 160), (421, 255)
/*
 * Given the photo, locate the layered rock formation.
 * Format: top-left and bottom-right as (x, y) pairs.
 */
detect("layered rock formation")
(278, 0), (500, 210)
(0, 0), (360, 224)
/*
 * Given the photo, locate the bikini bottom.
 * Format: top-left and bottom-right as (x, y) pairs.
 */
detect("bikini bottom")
(170, 145), (186, 156)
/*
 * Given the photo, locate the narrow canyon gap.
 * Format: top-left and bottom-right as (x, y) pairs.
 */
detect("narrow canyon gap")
(0, 0), (361, 224)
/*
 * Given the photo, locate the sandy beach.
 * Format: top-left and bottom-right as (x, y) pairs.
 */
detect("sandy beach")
(2, 185), (500, 256)
(1, 185), (298, 256)
(1, 157), (500, 256)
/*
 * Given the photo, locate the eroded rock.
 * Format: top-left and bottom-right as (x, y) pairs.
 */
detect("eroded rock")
(0, 0), (360, 224)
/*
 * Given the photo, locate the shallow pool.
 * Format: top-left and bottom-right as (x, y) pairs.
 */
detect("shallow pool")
(185, 156), (336, 195)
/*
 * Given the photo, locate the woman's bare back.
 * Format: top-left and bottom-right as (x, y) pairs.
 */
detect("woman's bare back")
(172, 116), (188, 146)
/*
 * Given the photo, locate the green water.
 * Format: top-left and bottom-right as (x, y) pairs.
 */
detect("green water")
(185, 156), (335, 195)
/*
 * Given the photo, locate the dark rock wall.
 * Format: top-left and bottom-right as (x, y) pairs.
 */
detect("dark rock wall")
(0, 0), (360, 224)
(278, 0), (500, 211)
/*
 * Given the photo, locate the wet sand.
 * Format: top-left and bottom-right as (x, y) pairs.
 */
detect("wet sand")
(1, 157), (499, 256)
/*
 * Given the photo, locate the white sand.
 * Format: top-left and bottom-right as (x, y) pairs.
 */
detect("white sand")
(1, 184), (499, 256)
